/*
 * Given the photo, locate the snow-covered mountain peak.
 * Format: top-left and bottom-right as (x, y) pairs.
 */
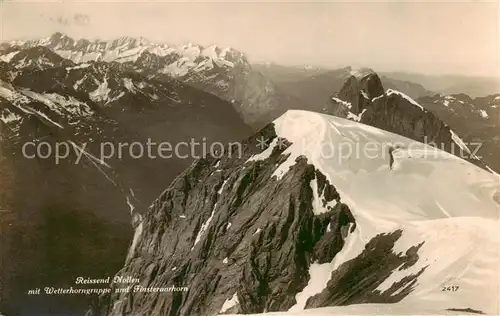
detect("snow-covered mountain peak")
(219, 46), (247, 64)
(92, 108), (499, 315)
(202, 44), (222, 59)
(112, 35), (150, 47)
(178, 42), (203, 58)
(0, 33), (250, 78)
(6, 33), (246, 63)
(50, 31), (67, 40)
(349, 66), (376, 79)
(273, 111), (499, 224)
(268, 110), (499, 314)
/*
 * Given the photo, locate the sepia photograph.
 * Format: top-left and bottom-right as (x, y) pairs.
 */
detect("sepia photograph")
(0, 1), (499, 315)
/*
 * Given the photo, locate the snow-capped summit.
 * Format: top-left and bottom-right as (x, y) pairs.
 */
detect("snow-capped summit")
(349, 66), (376, 79)
(177, 42), (203, 59)
(220, 46), (247, 63)
(111, 35), (150, 48)
(202, 44), (222, 59)
(0, 33), (248, 73)
(92, 109), (500, 316)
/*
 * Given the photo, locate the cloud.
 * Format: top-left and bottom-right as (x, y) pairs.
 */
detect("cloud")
(44, 13), (90, 27)
(56, 16), (71, 26)
(73, 13), (90, 26)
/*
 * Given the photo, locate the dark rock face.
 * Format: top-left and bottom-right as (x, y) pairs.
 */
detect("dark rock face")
(329, 72), (488, 171)
(305, 230), (425, 308)
(362, 93), (453, 150)
(85, 123), (427, 316)
(0, 62), (16, 81)
(47, 32), (77, 50)
(361, 73), (385, 100)
(337, 73), (384, 114)
(446, 308), (485, 314)
(85, 124), (359, 316)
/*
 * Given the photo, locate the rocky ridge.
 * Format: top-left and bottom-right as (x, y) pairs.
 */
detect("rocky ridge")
(328, 71), (489, 171)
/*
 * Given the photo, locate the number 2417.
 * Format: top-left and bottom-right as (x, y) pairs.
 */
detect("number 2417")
(441, 285), (459, 292)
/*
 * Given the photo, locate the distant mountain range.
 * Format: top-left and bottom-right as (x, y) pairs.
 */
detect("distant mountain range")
(381, 71), (500, 98)
(253, 64), (436, 120)
(255, 63), (500, 98)
(1, 32), (303, 129)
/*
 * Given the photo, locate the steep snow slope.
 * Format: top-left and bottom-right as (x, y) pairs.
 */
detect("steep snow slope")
(241, 110), (499, 315)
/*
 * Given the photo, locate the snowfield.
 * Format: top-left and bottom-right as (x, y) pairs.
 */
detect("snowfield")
(224, 110), (500, 315)
(224, 304), (489, 315)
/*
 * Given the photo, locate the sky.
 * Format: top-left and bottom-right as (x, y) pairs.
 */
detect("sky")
(0, 0), (499, 77)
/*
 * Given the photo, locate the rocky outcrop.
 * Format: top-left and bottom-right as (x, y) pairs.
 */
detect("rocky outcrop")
(336, 72), (384, 114)
(362, 92), (453, 149)
(329, 72), (488, 171)
(305, 230), (425, 307)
